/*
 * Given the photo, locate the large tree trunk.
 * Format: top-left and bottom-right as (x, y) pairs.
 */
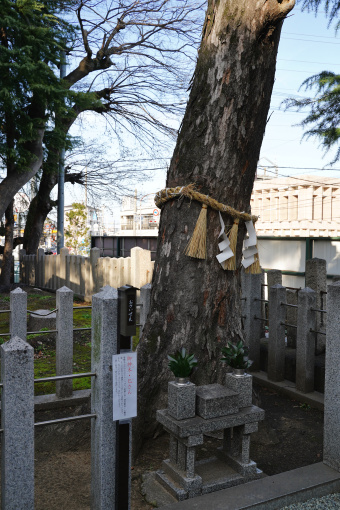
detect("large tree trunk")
(23, 171), (58, 254)
(0, 200), (14, 288)
(23, 165), (84, 254)
(135, 0), (295, 447)
(0, 102), (45, 220)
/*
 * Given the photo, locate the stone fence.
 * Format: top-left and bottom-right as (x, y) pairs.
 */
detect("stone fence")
(1, 285), (134, 509)
(241, 257), (336, 393)
(19, 246), (154, 300)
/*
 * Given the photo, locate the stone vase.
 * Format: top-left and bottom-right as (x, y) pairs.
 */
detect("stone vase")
(225, 372), (253, 409)
(167, 380), (196, 420)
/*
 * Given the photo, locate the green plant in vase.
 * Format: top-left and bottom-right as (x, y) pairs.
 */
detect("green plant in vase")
(221, 340), (253, 376)
(168, 347), (197, 383)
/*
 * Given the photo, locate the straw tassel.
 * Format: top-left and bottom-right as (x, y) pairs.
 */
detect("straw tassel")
(185, 204), (208, 259)
(224, 218), (239, 270)
(245, 244), (262, 274)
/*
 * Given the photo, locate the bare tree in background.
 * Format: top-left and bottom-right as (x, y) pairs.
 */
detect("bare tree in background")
(0, 0), (205, 264)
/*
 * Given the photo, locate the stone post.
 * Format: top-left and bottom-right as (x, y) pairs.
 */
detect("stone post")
(56, 286), (74, 398)
(286, 289), (298, 348)
(10, 287), (27, 340)
(140, 283), (152, 333)
(241, 271), (263, 370)
(1, 337), (34, 509)
(324, 281), (340, 471)
(305, 258), (327, 353)
(268, 284), (286, 382)
(91, 286), (118, 509)
(296, 288), (316, 393)
(267, 269), (282, 289)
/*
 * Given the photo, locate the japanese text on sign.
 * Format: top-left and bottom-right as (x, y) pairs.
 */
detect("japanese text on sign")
(112, 352), (137, 421)
(128, 298), (135, 325)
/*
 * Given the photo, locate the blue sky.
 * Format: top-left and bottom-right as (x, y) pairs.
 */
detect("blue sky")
(64, 3), (340, 217)
(137, 4), (340, 198)
(259, 4), (340, 179)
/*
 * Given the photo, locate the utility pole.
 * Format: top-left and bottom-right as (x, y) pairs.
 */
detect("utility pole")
(57, 50), (66, 254)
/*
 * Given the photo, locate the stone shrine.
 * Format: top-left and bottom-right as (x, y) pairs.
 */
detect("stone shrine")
(156, 374), (264, 500)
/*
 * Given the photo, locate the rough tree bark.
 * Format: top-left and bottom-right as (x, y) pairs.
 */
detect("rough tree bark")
(135, 0), (295, 446)
(23, 166), (84, 254)
(0, 200), (14, 288)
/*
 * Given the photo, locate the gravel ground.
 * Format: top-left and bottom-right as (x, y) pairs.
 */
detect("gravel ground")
(280, 493), (340, 509)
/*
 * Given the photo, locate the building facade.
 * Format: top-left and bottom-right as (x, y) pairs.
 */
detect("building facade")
(251, 175), (340, 237)
(119, 195), (160, 235)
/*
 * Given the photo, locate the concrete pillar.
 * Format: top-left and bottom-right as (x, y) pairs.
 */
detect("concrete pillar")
(305, 258), (327, 353)
(91, 286), (118, 509)
(267, 269), (282, 289)
(296, 288), (316, 393)
(268, 284), (286, 382)
(140, 283), (152, 333)
(10, 288), (27, 340)
(324, 281), (340, 471)
(56, 286), (74, 398)
(286, 289), (298, 348)
(241, 271), (263, 370)
(1, 336), (34, 509)
(131, 247), (152, 289)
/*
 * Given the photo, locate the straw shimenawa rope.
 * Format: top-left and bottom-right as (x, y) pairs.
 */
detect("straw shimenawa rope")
(154, 184), (258, 224)
(155, 184), (260, 270)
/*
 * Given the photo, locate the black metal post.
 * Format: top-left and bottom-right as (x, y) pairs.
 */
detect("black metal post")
(115, 285), (137, 510)
(57, 50), (66, 254)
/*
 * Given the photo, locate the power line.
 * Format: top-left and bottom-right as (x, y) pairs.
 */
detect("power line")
(284, 31), (340, 40)
(256, 167), (340, 189)
(260, 165), (340, 172)
(276, 67), (335, 73)
(279, 58), (340, 67)
(283, 36), (340, 45)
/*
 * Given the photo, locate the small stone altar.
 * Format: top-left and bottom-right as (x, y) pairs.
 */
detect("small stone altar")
(155, 374), (264, 501)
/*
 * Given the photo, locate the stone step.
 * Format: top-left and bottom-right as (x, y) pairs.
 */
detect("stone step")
(162, 463), (340, 510)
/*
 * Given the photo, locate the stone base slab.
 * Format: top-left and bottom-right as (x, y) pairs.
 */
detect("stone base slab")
(157, 456), (263, 501)
(216, 449), (259, 477)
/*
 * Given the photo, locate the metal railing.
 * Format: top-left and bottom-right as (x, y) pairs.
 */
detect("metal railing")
(34, 372), (96, 427)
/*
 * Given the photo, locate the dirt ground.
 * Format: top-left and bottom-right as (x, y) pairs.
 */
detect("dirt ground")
(31, 383), (324, 510)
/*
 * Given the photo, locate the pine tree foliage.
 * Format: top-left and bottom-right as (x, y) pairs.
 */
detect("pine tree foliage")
(301, 0), (340, 25)
(0, 0), (76, 170)
(286, 1), (340, 162)
(286, 71), (340, 162)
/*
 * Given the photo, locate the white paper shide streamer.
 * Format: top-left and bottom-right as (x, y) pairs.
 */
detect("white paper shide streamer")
(242, 221), (258, 268)
(216, 212), (234, 268)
